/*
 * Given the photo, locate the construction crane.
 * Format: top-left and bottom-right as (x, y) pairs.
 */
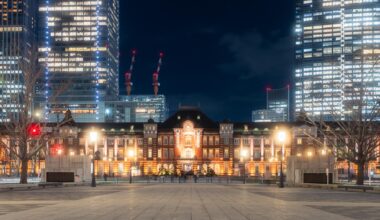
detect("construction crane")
(153, 52), (164, 96)
(125, 49), (137, 96)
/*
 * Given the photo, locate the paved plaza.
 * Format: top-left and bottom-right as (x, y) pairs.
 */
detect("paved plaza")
(0, 183), (379, 220)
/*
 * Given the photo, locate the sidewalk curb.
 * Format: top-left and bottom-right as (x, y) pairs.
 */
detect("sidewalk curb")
(0, 184), (39, 191)
(0, 181), (112, 192)
(293, 183), (380, 193)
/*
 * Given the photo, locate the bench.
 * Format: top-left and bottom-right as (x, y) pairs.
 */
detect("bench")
(338, 185), (374, 192)
(38, 182), (63, 188)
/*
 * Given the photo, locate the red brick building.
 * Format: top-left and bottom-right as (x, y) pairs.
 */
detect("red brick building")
(1, 107), (379, 180)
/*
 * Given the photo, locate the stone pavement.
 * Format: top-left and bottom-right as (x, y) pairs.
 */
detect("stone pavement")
(0, 183), (379, 220)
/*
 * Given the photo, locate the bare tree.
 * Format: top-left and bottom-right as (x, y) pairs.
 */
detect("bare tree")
(0, 47), (70, 184)
(299, 55), (380, 185)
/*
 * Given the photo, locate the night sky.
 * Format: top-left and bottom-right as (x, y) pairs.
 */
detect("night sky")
(120, 0), (295, 121)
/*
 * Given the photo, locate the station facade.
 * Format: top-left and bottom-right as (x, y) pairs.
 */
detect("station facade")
(1, 107), (380, 179)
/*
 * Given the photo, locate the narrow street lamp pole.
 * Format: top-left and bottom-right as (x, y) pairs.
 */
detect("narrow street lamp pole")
(279, 147), (284, 188)
(277, 131), (286, 188)
(240, 149), (248, 184)
(91, 156), (96, 187)
(128, 149), (135, 184)
(89, 131), (98, 187)
(129, 165), (132, 184)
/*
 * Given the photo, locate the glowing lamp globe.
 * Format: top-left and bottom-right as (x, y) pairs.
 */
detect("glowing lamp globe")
(277, 131), (286, 143)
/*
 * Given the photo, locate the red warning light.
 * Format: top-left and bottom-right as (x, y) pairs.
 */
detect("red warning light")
(27, 123), (41, 137)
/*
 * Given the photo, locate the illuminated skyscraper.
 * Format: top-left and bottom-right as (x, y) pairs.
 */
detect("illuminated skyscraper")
(251, 86), (290, 122)
(295, 0), (380, 120)
(105, 95), (168, 123)
(0, 0), (37, 122)
(36, 0), (119, 122)
(266, 86), (290, 121)
(252, 109), (284, 122)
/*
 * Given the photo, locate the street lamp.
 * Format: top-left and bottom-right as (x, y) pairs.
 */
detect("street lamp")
(240, 149), (248, 184)
(128, 149), (135, 184)
(307, 151), (313, 157)
(89, 130), (98, 187)
(277, 130), (286, 188)
(34, 111), (42, 119)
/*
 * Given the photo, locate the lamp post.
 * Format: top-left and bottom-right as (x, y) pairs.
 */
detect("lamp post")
(369, 164), (373, 186)
(34, 111), (42, 177)
(108, 158), (112, 177)
(321, 148), (330, 185)
(277, 131), (286, 188)
(89, 131), (98, 187)
(128, 149), (135, 184)
(240, 149), (248, 184)
(57, 148), (62, 172)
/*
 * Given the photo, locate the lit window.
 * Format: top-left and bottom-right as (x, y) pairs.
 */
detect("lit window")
(185, 136), (192, 146)
(157, 149), (162, 159)
(224, 148), (229, 158)
(209, 137), (214, 146)
(234, 138), (240, 146)
(203, 136), (207, 146)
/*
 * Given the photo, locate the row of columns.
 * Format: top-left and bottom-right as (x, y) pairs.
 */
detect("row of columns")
(84, 137), (138, 160)
(244, 136), (285, 162)
(79, 135), (380, 163)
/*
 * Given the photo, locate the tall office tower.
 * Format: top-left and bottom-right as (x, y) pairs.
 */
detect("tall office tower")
(0, 0), (37, 122)
(295, 0), (380, 120)
(266, 86), (290, 121)
(36, 0), (119, 122)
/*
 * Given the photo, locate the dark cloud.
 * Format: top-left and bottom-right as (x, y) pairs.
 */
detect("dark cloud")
(219, 31), (293, 80)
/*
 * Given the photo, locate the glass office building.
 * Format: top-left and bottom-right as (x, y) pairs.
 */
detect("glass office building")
(252, 109), (284, 122)
(267, 87), (290, 121)
(0, 0), (37, 122)
(105, 95), (168, 123)
(295, 0), (380, 120)
(36, 0), (119, 122)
